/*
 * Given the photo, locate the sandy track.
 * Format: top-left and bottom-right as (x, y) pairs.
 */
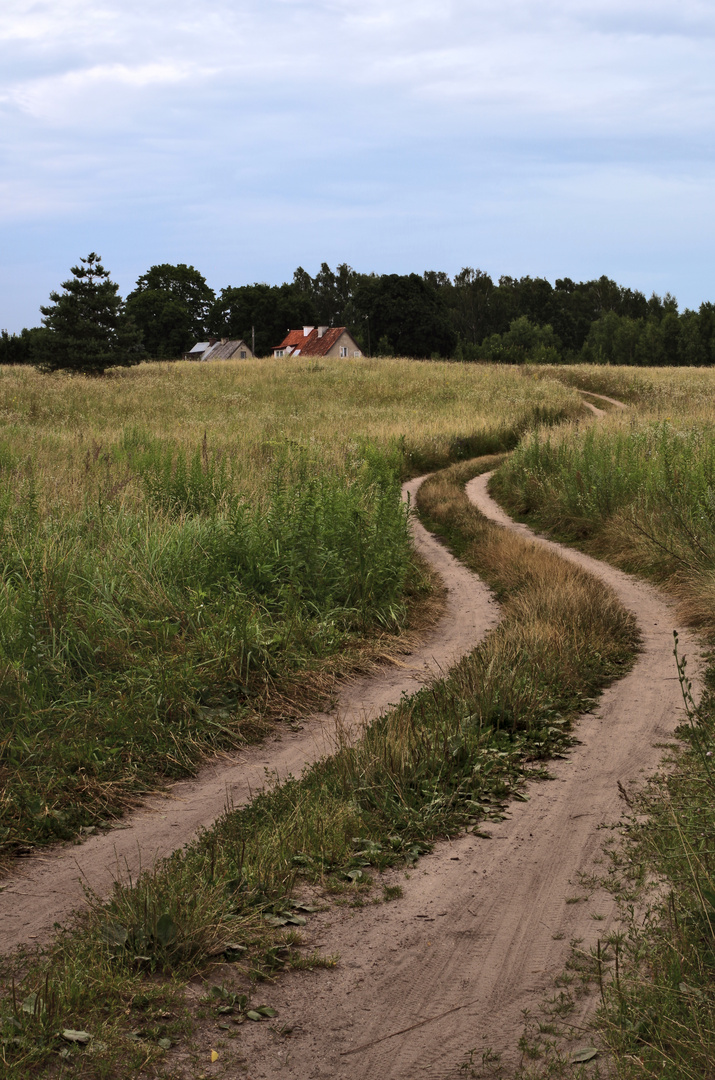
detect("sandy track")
(578, 389), (627, 411)
(0, 478), (499, 954)
(233, 473), (703, 1080)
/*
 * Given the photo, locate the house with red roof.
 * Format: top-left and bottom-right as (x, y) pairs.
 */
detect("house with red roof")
(273, 326), (362, 359)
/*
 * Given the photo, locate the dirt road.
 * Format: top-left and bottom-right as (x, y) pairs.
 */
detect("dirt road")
(1, 438), (703, 1078)
(231, 472), (703, 1079)
(579, 389), (627, 411)
(0, 478), (499, 953)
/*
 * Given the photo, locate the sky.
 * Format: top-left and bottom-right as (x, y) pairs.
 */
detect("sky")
(1, 0), (715, 331)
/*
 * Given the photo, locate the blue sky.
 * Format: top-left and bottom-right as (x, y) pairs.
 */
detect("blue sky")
(2, 0), (714, 331)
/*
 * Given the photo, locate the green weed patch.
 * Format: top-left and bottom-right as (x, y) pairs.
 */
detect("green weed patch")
(492, 416), (715, 639)
(493, 419), (715, 563)
(0, 442), (417, 857)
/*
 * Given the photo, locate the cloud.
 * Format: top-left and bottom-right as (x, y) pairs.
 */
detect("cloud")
(1, 0), (715, 328)
(3, 1), (713, 136)
(7, 60), (217, 127)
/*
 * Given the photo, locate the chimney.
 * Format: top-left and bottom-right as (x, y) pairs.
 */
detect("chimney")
(303, 326), (314, 338)
(317, 326), (328, 338)
(208, 336), (217, 346)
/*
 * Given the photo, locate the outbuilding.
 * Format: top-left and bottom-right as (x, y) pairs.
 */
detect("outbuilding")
(185, 338), (254, 361)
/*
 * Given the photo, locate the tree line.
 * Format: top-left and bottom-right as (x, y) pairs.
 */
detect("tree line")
(3, 255), (715, 372)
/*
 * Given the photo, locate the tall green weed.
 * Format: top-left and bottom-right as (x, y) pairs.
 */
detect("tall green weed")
(0, 438), (413, 854)
(493, 419), (715, 578)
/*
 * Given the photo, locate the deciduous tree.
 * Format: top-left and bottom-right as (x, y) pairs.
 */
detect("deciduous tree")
(354, 273), (456, 358)
(125, 263), (215, 358)
(208, 282), (316, 356)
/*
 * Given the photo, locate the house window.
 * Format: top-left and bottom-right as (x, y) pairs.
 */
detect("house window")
(240, 350), (246, 359)
(340, 346), (348, 357)
(353, 351), (360, 357)
(276, 350), (284, 357)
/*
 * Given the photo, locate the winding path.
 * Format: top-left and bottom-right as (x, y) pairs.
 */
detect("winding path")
(233, 472), (703, 1079)
(1, 397), (704, 1078)
(0, 478), (499, 953)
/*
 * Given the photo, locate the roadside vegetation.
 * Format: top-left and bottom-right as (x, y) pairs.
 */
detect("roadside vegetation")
(494, 367), (715, 633)
(0, 359), (582, 859)
(0, 453), (639, 1077)
(491, 365), (715, 1078)
(583, 661), (715, 1080)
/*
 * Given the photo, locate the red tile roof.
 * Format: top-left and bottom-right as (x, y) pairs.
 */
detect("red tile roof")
(274, 327), (352, 357)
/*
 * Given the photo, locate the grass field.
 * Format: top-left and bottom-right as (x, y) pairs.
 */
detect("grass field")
(0, 359), (583, 858)
(537, 362), (715, 414)
(6, 359), (715, 1079)
(0, 357), (582, 500)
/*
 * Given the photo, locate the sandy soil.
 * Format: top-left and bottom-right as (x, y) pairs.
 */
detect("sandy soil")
(0, 477), (500, 954)
(228, 472), (704, 1080)
(579, 390), (628, 411)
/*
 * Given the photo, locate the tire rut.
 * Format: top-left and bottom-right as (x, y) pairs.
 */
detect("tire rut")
(0, 477), (499, 954)
(232, 472), (703, 1080)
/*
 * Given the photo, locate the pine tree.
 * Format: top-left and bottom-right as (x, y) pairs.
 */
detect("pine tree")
(34, 253), (144, 374)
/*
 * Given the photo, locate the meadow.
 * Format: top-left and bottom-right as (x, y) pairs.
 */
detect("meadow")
(5, 359), (715, 1079)
(0, 356), (582, 500)
(538, 362), (715, 414)
(0, 358), (582, 858)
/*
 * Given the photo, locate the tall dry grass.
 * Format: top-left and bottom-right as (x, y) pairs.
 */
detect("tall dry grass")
(537, 362), (715, 416)
(0, 357), (582, 509)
